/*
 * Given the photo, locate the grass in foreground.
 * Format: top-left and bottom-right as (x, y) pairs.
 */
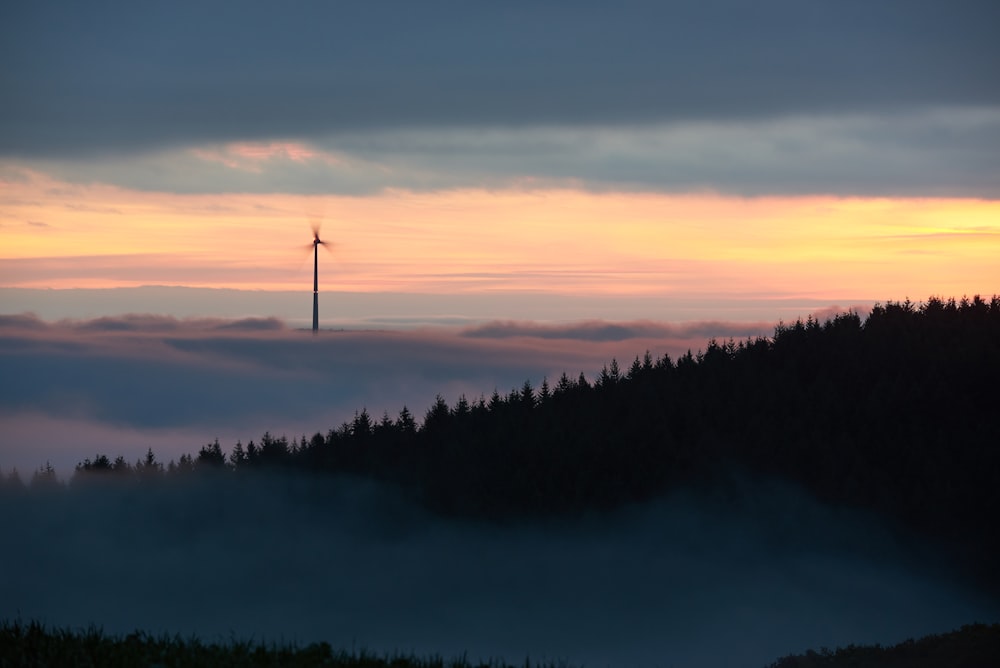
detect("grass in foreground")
(0, 619), (557, 668)
(2, 619), (999, 667)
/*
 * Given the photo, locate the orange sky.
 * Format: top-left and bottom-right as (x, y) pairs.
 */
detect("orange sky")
(2, 169), (998, 301)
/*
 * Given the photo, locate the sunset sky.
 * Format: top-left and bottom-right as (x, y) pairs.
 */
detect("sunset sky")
(1, 1), (999, 473)
(2, 1), (997, 323)
(2, 3), (999, 663)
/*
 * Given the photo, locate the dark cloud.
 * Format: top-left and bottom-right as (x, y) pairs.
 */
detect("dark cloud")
(67, 314), (286, 333)
(2, 474), (995, 667)
(213, 317), (286, 331)
(2, 1), (998, 158)
(0, 313), (48, 331)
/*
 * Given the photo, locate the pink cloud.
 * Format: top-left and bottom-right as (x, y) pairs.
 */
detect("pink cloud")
(190, 141), (343, 172)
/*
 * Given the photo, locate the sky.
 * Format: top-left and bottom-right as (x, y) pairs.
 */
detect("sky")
(0, 0), (997, 490)
(1, 0), (997, 321)
(2, 1), (999, 661)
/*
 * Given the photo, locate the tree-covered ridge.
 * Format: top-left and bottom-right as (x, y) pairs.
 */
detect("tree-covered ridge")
(766, 622), (1000, 668)
(3, 296), (999, 582)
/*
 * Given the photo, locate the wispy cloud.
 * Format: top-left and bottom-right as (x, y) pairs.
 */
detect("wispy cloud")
(66, 314), (286, 333)
(462, 319), (773, 342)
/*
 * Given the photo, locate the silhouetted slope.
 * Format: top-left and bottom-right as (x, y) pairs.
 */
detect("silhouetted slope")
(303, 297), (999, 586)
(10, 295), (999, 590)
(767, 623), (1000, 668)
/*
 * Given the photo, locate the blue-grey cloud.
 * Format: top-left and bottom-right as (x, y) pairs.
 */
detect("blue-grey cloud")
(2, 1), (998, 159)
(0, 313), (716, 428)
(463, 319), (772, 342)
(13, 108), (999, 197)
(67, 314), (286, 333)
(0, 313), (48, 331)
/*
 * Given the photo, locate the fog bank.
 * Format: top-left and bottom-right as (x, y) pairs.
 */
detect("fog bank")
(2, 474), (994, 668)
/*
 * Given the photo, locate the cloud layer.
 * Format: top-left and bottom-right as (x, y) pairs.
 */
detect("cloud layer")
(3, 1), (998, 197)
(15, 110), (999, 197)
(4, 1), (998, 155)
(0, 313), (776, 475)
(462, 319), (774, 342)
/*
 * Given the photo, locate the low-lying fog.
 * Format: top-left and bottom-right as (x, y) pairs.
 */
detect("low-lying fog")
(3, 474), (995, 667)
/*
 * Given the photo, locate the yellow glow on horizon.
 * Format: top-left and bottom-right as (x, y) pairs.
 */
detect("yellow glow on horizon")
(2, 169), (998, 300)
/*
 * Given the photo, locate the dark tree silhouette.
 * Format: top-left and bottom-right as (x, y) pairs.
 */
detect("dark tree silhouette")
(29, 295), (1000, 593)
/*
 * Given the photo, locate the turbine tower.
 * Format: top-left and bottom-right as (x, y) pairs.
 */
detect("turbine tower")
(311, 223), (328, 332)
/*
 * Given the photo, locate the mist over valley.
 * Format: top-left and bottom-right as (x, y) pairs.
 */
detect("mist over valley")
(3, 297), (999, 666)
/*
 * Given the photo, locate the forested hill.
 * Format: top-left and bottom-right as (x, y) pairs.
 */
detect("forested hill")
(7, 296), (1000, 585)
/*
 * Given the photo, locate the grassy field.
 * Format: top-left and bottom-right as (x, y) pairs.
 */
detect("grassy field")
(766, 622), (1000, 668)
(0, 618), (534, 668)
(3, 619), (998, 668)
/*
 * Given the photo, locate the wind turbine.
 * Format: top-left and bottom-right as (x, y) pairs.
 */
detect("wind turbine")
(309, 221), (331, 332)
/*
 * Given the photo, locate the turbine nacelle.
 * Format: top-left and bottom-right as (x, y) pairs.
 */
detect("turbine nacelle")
(305, 227), (332, 251)
(311, 220), (326, 245)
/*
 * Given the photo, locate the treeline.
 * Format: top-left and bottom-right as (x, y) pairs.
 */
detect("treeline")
(3, 296), (999, 577)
